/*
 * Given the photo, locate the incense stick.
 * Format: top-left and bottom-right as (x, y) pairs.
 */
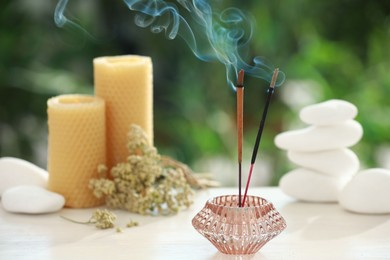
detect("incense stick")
(241, 68), (279, 206)
(236, 69), (245, 207)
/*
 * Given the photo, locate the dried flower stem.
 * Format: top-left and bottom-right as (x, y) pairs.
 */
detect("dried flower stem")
(161, 156), (219, 189)
(60, 215), (91, 225)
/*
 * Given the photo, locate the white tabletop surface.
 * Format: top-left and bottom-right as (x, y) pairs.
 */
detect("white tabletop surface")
(1, 187), (389, 260)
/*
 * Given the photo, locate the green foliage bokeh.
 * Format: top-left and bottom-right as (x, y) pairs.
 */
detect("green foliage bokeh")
(1, 0), (389, 185)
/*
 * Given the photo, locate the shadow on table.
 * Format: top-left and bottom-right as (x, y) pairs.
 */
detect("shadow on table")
(280, 201), (389, 240)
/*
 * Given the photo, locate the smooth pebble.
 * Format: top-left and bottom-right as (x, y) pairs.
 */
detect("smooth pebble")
(287, 148), (359, 177)
(279, 168), (350, 202)
(1, 185), (65, 214)
(0, 157), (48, 196)
(274, 120), (363, 152)
(339, 168), (390, 214)
(300, 99), (358, 126)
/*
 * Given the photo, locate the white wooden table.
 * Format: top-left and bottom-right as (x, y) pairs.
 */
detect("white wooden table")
(1, 187), (389, 259)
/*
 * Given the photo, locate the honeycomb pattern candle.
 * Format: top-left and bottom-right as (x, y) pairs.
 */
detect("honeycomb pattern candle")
(94, 55), (153, 169)
(47, 94), (106, 208)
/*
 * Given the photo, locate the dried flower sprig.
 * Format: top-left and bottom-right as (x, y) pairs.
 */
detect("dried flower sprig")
(61, 209), (139, 232)
(126, 219), (139, 228)
(89, 124), (195, 215)
(61, 209), (117, 229)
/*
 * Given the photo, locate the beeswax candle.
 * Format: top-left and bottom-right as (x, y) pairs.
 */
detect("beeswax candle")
(94, 55), (153, 168)
(47, 94), (106, 208)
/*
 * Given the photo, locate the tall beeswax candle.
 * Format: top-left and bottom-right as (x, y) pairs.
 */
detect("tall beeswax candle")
(47, 94), (105, 208)
(94, 55), (153, 168)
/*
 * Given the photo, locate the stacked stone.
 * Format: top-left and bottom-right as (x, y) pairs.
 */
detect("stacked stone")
(339, 168), (390, 214)
(274, 100), (363, 202)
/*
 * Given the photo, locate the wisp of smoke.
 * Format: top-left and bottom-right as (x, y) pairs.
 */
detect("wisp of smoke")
(55, 0), (285, 89)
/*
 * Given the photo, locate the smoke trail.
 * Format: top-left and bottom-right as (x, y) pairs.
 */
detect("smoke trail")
(55, 0), (285, 89)
(54, 0), (94, 40)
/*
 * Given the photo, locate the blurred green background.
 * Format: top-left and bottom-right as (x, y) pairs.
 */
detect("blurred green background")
(1, 0), (390, 186)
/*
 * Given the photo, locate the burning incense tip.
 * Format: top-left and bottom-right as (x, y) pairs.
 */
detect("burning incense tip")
(270, 68), (279, 89)
(237, 69), (245, 88)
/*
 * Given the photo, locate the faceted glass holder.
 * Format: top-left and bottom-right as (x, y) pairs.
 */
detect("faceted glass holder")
(192, 195), (286, 255)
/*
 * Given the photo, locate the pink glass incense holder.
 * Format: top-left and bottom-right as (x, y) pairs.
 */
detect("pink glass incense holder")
(192, 195), (286, 255)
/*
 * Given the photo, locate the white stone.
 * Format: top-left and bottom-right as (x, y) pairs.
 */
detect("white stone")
(0, 157), (48, 197)
(279, 168), (350, 202)
(299, 99), (358, 126)
(1, 185), (65, 214)
(339, 168), (390, 214)
(287, 148), (360, 177)
(274, 120), (363, 152)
